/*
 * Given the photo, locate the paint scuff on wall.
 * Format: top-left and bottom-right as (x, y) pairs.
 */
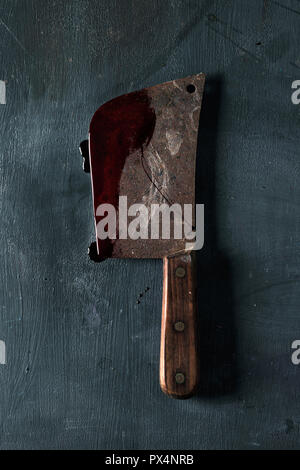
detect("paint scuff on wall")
(0, 81), (6, 104)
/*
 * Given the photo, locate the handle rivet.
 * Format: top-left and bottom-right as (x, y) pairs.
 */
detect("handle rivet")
(174, 321), (185, 332)
(175, 372), (185, 384)
(175, 266), (186, 278)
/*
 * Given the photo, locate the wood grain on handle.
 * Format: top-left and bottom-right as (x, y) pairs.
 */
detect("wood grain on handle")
(160, 252), (198, 398)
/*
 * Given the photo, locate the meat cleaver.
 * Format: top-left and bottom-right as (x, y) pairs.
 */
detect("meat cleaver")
(81, 74), (205, 398)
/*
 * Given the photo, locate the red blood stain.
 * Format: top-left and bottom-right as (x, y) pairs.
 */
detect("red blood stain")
(89, 90), (156, 258)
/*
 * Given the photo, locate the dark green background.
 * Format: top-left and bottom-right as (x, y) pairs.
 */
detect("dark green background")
(0, 0), (299, 449)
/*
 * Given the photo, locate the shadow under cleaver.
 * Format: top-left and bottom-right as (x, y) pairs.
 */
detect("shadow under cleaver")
(195, 76), (238, 397)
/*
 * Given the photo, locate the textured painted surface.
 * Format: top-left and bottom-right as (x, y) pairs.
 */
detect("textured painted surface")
(0, 0), (299, 450)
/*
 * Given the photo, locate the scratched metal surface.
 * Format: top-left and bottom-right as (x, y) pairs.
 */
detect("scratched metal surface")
(90, 74), (205, 259)
(0, 0), (299, 450)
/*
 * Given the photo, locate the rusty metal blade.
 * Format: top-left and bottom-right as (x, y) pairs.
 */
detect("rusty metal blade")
(89, 73), (205, 259)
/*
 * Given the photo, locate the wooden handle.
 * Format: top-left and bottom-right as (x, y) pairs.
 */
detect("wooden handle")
(160, 252), (198, 398)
